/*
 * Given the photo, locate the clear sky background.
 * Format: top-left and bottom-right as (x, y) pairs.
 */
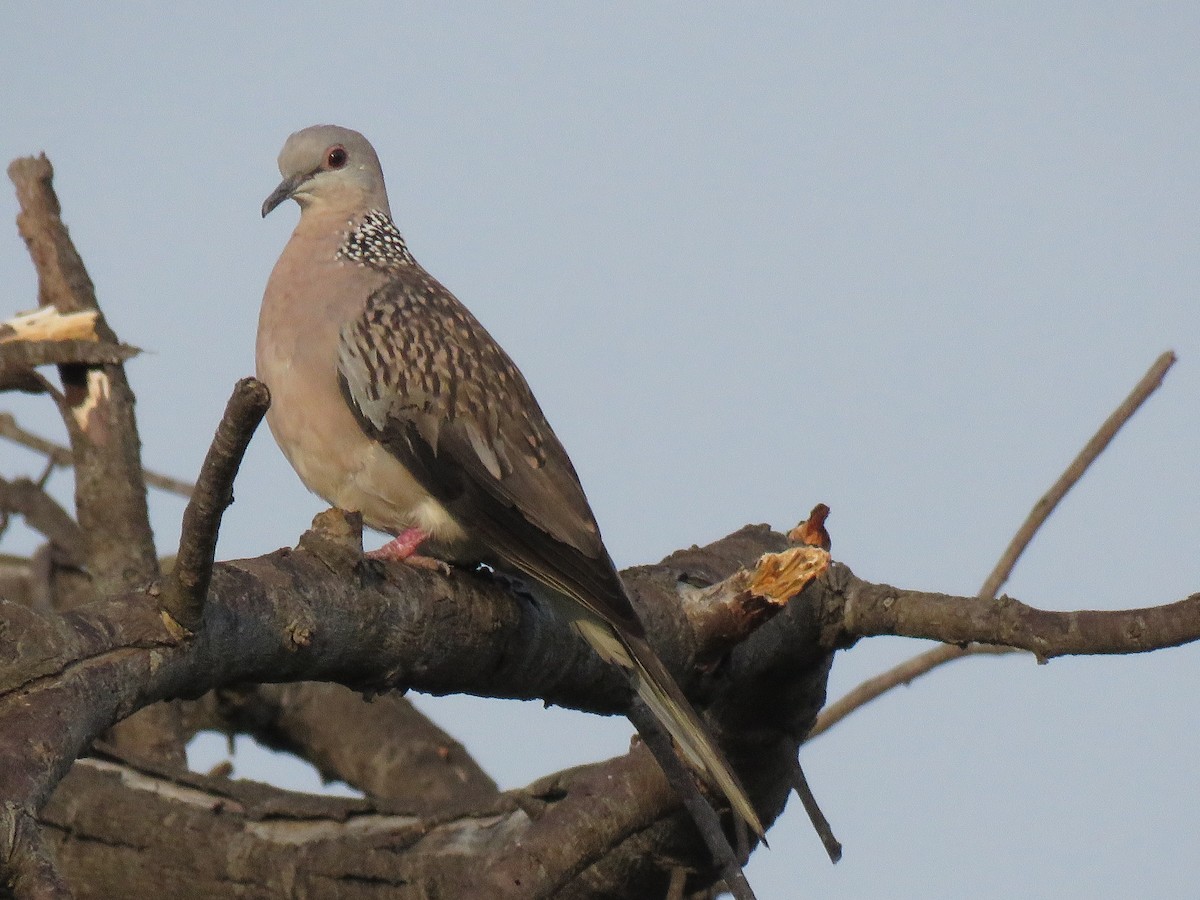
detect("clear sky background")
(2, 5), (1198, 897)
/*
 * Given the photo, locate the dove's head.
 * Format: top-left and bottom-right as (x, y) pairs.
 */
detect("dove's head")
(262, 125), (390, 218)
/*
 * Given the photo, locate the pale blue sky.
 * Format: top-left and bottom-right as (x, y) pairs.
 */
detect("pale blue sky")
(3, 5), (1198, 897)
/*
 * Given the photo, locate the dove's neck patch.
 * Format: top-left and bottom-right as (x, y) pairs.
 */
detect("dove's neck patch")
(338, 209), (416, 271)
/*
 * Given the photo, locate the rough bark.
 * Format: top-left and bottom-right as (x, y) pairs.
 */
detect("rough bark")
(4, 510), (1199, 896)
(7, 155), (158, 598)
(1, 518), (829, 898)
(5, 151), (1200, 900)
(7, 155), (179, 776)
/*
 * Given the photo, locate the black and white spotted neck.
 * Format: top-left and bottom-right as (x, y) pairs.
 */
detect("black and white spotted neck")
(337, 209), (416, 271)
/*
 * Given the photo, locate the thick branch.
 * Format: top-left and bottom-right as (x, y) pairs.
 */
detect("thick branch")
(476, 744), (692, 898)
(680, 543), (828, 665)
(3, 516), (1197, 894)
(8, 153), (180, 779)
(0, 521), (823, 895)
(0, 803), (71, 900)
(180, 683), (499, 812)
(8, 154), (158, 597)
(35, 748), (720, 899)
(0, 337), (138, 396)
(39, 757), (510, 899)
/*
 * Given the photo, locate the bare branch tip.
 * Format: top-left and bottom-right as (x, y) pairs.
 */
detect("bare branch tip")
(7, 152), (53, 185)
(233, 375), (271, 411)
(164, 377), (270, 630)
(793, 759), (842, 864)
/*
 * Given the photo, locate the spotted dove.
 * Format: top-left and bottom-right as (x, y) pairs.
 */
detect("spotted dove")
(257, 124), (762, 838)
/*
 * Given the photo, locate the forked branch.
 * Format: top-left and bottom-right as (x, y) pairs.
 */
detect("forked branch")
(809, 350), (1177, 739)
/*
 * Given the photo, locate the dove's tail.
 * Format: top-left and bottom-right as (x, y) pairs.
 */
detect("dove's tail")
(573, 617), (764, 838)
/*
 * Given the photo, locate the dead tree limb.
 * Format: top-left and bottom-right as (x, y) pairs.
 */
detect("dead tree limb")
(162, 377), (269, 631)
(8, 155), (158, 598)
(4, 507), (1198, 896)
(7, 152), (184, 836)
(1, 519), (829, 897)
(5, 153), (1198, 900)
(0, 413), (194, 498)
(818, 570), (1200, 659)
(809, 349), (1176, 739)
(177, 683), (499, 812)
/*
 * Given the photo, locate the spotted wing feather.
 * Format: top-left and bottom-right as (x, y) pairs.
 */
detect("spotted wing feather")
(338, 270), (644, 636)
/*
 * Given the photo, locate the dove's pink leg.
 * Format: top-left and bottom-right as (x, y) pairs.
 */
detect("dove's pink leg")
(366, 527), (448, 572)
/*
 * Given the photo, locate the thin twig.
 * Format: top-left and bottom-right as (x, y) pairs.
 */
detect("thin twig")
(0, 412), (194, 498)
(627, 701), (758, 900)
(808, 350), (1177, 740)
(35, 455), (55, 489)
(978, 349), (1176, 599)
(806, 644), (1012, 740)
(792, 759), (841, 863)
(162, 378), (269, 631)
(0, 476), (85, 566)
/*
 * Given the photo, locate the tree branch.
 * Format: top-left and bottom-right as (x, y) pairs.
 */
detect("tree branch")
(8, 154), (180, 776)
(162, 377), (269, 631)
(35, 749), (728, 899)
(679, 543), (829, 666)
(0, 337), (139, 374)
(626, 701), (755, 900)
(0, 413), (194, 498)
(1, 498), (1196, 898)
(0, 520), (825, 895)
(0, 477), (83, 567)
(792, 759), (841, 863)
(977, 349), (1176, 600)
(822, 572), (1200, 659)
(8, 154), (158, 598)
(0, 802), (71, 900)
(477, 745), (685, 898)
(4, 504), (1194, 895)
(179, 683), (499, 812)
(806, 643), (1010, 740)
(809, 350), (1177, 739)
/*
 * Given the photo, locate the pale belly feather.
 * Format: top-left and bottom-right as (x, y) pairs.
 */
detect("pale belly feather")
(256, 256), (466, 545)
